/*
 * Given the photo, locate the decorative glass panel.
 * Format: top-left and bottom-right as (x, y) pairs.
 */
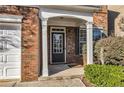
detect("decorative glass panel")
(53, 34), (63, 54)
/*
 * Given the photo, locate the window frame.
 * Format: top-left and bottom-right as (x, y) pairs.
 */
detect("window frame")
(79, 27), (87, 55)
(78, 27), (104, 55)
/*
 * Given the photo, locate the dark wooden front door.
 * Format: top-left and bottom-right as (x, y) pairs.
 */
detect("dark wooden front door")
(52, 32), (65, 63)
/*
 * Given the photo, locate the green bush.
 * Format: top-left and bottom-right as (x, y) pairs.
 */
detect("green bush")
(84, 64), (124, 87)
(94, 36), (124, 65)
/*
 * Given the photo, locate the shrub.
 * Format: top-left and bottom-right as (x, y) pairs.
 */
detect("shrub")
(94, 36), (124, 65)
(84, 64), (124, 87)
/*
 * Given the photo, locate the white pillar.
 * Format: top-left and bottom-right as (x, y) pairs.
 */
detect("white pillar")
(86, 22), (93, 64)
(41, 18), (48, 76)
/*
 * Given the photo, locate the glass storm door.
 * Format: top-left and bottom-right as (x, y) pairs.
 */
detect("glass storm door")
(52, 32), (65, 63)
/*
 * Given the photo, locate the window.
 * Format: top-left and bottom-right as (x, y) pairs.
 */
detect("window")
(93, 27), (103, 41)
(78, 27), (103, 55)
(79, 28), (86, 55)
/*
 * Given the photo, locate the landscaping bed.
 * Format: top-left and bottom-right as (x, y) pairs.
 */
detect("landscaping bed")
(84, 64), (124, 87)
(82, 76), (95, 87)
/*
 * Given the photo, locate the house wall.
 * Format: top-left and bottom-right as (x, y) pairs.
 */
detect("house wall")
(93, 6), (108, 35)
(0, 6), (40, 81)
(66, 27), (82, 64)
(108, 5), (124, 36)
(0, 5), (108, 81)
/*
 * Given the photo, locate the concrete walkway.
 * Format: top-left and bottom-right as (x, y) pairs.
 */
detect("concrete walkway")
(0, 81), (16, 87)
(16, 78), (85, 87)
(0, 64), (85, 87)
(48, 64), (84, 77)
(0, 78), (85, 87)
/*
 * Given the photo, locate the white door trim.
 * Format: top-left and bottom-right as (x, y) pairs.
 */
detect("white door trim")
(50, 27), (66, 64)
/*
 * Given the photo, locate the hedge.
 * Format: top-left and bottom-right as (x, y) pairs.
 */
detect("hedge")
(94, 36), (124, 65)
(84, 64), (124, 87)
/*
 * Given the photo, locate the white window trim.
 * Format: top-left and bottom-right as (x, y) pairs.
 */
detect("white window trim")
(79, 27), (86, 55)
(79, 26), (104, 55)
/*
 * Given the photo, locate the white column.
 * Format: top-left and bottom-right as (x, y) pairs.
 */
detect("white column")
(41, 18), (48, 76)
(86, 22), (93, 64)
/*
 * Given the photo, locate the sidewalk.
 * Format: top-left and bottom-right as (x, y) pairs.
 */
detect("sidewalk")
(0, 78), (85, 87)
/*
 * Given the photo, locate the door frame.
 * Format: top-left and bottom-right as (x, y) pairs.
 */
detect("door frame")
(50, 27), (66, 64)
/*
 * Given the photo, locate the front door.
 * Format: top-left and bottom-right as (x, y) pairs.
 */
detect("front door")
(51, 31), (65, 64)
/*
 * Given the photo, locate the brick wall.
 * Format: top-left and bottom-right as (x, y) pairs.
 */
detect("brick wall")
(93, 6), (108, 35)
(0, 6), (40, 81)
(66, 27), (82, 64)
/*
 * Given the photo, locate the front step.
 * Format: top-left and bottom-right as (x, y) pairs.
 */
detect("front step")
(38, 75), (83, 81)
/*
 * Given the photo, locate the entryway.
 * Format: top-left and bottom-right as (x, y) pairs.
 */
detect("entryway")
(41, 7), (94, 76)
(48, 64), (84, 77)
(50, 27), (66, 64)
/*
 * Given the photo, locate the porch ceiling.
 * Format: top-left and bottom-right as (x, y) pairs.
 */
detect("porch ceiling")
(48, 16), (86, 27)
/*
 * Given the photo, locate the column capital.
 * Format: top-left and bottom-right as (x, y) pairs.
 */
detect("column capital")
(41, 17), (48, 26)
(41, 17), (48, 21)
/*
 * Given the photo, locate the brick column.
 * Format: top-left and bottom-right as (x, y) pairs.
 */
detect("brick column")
(86, 22), (93, 64)
(41, 18), (48, 76)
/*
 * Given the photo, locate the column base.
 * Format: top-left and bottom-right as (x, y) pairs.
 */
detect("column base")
(42, 69), (48, 77)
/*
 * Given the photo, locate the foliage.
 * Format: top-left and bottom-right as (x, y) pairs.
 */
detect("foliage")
(94, 36), (124, 65)
(119, 17), (124, 31)
(84, 64), (124, 87)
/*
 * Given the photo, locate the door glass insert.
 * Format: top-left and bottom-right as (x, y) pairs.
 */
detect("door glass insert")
(53, 34), (63, 54)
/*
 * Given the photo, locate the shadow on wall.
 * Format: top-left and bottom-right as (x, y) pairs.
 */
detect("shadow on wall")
(108, 10), (120, 36)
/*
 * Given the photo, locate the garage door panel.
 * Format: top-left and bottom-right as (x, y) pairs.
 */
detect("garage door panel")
(6, 40), (21, 49)
(6, 30), (20, 36)
(6, 54), (21, 62)
(0, 68), (3, 76)
(5, 67), (20, 77)
(0, 30), (3, 35)
(0, 55), (3, 62)
(0, 41), (4, 51)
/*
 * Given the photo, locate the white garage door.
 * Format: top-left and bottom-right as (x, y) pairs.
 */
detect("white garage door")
(0, 23), (21, 79)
